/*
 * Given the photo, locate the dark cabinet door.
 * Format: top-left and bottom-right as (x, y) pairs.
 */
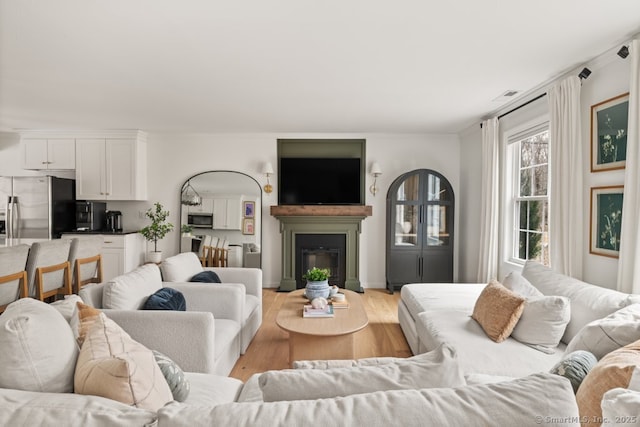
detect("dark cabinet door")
(386, 169), (454, 292)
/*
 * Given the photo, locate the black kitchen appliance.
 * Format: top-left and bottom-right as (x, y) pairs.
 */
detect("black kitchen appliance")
(106, 210), (123, 232)
(75, 201), (106, 231)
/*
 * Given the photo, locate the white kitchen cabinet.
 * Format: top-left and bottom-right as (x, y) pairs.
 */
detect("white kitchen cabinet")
(21, 138), (75, 170)
(63, 233), (145, 282)
(212, 196), (241, 230)
(188, 197), (214, 214)
(75, 131), (147, 201)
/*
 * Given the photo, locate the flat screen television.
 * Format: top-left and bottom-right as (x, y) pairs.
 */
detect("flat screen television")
(279, 157), (362, 205)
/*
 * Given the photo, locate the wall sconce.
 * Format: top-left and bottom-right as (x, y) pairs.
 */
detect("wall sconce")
(262, 162), (274, 194)
(369, 162), (382, 196)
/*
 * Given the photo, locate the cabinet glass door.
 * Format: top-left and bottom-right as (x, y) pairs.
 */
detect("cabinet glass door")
(425, 205), (450, 246)
(394, 204), (418, 246)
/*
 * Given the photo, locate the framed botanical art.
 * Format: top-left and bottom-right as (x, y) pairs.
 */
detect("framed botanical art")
(591, 93), (629, 172)
(590, 185), (624, 258)
(243, 201), (255, 218)
(242, 218), (255, 235)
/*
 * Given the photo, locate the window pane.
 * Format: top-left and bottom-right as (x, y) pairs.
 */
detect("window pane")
(518, 231), (527, 259)
(397, 174), (419, 201)
(521, 131), (549, 167)
(532, 165), (548, 196)
(427, 174), (451, 201)
(394, 205), (417, 246)
(520, 169), (532, 196)
(518, 201), (527, 230)
(425, 205), (449, 246)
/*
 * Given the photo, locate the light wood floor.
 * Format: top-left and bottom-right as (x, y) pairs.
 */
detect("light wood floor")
(229, 288), (412, 382)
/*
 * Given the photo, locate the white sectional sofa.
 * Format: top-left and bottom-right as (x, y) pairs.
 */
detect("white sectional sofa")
(0, 296), (582, 426)
(159, 252), (263, 354)
(399, 260), (640, 377)
(78, 262), (246, 376)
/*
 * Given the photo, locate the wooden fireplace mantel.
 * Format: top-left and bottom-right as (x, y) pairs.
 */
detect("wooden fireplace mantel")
(270, 205), (372, 217)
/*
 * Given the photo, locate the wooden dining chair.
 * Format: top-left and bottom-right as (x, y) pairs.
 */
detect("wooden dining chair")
(68, 236), (104, 294)
(0, 245), (30, 313)
(198, 235), (213, 267)
(25, 240), (73, 301)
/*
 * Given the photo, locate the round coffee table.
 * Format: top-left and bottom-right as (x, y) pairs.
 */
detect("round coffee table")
(276, 289), (369, 366)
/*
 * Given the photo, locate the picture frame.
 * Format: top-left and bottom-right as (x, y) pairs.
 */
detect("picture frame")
(243, 201), (255, 218)
(242, 218), (255, 235)
(590, 185), (624, 258)
(591, 92), (629, 172)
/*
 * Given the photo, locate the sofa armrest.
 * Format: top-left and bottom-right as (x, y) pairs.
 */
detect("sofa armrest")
(103, 309), (216, 374)
(77, 282), (104, 308)
(207, 267), (262, 302)
(166, 282), (245, 324)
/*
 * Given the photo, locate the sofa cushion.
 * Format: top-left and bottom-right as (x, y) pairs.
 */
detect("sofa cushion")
(471, 280), (525, 342)
(159, 373), (579, 427)
(576, 338), (640, 423)
(49, 294), (84, 323)
(522, 260), (635, 344)
(74, 311), (173, 411)
(503, 271), (543, 297)
(153, 350), (190, 402)
(601, 388), (640, 425)
(549, 350), (597, 393)
(160, 252), (203, 282)
(416, 309), (566, 377)
(258, 343), (465, 402)
(400, 282), (484, 319)
(0, 388), (157, 427)
(102, 263), (163, 310)
(565, 304), (640, 360)
(0, 298), (78, 393)
(182, 372), (243, 406)
(511, 295), (571, 351)
(190, 270), (221, 283)
(143, 287), (187, 311)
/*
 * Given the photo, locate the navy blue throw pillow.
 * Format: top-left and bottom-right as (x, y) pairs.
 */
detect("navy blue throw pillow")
(143, 288), (187, 311)
(190, 270), (222, 283)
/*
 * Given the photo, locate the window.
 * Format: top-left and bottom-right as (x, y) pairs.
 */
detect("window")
(507, 123), (550, 266)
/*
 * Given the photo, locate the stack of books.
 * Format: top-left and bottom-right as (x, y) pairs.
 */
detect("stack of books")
(331, 298), (350, 309)
(303, 304), (335, 318)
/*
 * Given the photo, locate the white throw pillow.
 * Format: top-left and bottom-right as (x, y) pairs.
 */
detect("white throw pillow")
(49, 294), (84, 323)
(503, 271), (543, 297)
(601, 388), (640, 426)
(258, 343), (466, 402)
(102, 263), (163, 309)
(511, 295), (571, 351)
(0, 299), (78, 393)
(566, 304), (640, 359)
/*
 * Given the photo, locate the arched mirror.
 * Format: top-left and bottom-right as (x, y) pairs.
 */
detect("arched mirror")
(178, 171), (262, 268)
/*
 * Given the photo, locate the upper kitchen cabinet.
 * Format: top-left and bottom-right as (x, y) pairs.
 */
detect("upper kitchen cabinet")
(20, 136), (75, 170)
(212, 195), (242, 230)
(75, 131), (147, 201)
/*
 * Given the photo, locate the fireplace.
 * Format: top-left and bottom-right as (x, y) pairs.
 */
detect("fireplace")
(295, 234), (346, 288)
(271, 205), (372, 293)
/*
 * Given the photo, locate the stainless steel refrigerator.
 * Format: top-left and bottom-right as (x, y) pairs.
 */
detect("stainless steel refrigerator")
(0, 176), (76, 239)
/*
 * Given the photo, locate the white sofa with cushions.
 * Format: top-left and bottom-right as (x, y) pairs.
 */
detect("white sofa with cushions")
(0, 296), (582, 426)
(399, 260), (640, 378)
(159, 252), (263, 354)
(78, 262), (244, 376)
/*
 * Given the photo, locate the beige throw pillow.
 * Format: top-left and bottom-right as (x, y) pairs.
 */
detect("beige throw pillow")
(259, 343), (465, 402)
(576, 338), (640, 424)
(74, 312), (173, 411)
(471, 280), (526, 343)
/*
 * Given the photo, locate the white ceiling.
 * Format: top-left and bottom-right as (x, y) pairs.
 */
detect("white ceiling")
(1, 1), (639, 134)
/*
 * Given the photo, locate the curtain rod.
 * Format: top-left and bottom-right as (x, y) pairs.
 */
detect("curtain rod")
(480, 92), (547, 128)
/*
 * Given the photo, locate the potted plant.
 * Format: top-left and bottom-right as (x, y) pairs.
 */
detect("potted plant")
(140, 202), (174, 263)
(181, 224), (193, 236)
(302, 267), (331, 300)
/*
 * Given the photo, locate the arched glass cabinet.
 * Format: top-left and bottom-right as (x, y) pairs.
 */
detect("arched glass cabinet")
(386, 169), (454, 292)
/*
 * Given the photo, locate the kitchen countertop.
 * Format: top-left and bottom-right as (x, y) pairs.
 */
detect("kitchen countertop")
(63, 230), (141, 235)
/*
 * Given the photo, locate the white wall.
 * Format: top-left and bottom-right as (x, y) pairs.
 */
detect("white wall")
(0, 132), (460, 288)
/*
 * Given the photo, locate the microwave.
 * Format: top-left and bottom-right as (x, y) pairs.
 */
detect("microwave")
(188, 213), (213, 228)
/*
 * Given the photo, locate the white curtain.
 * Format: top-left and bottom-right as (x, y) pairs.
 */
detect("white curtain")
(477, 117), (500, 282)
(548, 76), (583, 278)
(617, 38), (640, 294)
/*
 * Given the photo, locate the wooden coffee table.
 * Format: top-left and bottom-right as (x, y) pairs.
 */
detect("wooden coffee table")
(276, 289), (369, 366)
